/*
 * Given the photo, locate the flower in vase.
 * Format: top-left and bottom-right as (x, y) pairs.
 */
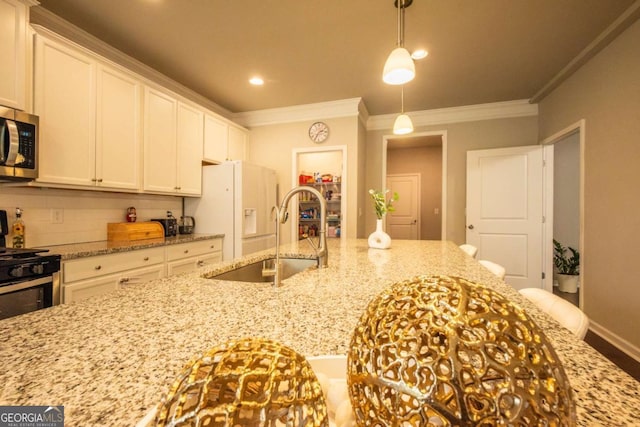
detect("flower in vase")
(369, 189), (399, 219)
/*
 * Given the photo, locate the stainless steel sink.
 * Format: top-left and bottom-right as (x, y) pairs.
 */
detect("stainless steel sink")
(209, 258), (317, 283)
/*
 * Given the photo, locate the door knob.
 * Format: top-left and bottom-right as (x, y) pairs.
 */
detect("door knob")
(468, 224), (474, 230)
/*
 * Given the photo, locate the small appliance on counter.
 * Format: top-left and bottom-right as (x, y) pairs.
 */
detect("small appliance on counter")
(0, 209), (61, 320)
(178, 216), (195, 235)
(151, 211), (177, 237)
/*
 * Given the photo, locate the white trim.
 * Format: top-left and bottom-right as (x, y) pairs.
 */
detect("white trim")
(541, 119), (586, 309)
(290, 145), (348, 243)
(589, 320), (640, 363)
(233, 99), (536, 129)
(542, 145), (554, 292)
(530, 1), (640, 103)
(234, 98), (364, 128)
(369, 100), (538, 131)
(382, 130), (447, 240)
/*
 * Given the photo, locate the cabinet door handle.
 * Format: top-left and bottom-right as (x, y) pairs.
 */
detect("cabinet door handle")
(119, 277), (129, 284)
(468, 224), (474, 230)
(197, 260), (205, 267)
(95, 265), (102, 270)
(184, 249), (189, 254)
(143, 257), (149, 261)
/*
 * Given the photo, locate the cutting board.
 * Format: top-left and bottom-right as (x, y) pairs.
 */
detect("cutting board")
(107, 221), (165, 242)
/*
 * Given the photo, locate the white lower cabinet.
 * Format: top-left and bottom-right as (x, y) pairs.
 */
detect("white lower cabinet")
(61, 239), (223, 303)
(62, 247), (165, 304)
(166, 239), (223, 276)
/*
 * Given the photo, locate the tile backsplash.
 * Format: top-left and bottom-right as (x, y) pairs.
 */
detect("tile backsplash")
(0, 186), (182, 247)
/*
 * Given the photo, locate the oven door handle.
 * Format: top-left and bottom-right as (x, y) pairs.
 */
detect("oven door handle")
(0, 276), (51, 295)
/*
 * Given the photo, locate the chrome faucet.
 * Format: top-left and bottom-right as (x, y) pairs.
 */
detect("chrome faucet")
(263, 186), (329, 287)
(280, 186), (328, 269)
(261, 205), (283, 285)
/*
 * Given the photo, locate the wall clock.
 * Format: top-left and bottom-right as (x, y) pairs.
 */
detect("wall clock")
(308, 121), (329, 143)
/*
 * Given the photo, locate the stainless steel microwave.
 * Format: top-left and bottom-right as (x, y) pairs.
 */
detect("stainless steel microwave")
(0, 106), (39, 181)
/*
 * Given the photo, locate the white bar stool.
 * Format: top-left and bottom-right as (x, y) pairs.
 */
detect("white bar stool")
(478, 259), (506, 280)
(519, 287), (589, 340)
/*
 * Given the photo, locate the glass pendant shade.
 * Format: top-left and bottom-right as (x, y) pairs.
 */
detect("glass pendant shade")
(383, 47), (415, 85)
(393, 113), (414, 135)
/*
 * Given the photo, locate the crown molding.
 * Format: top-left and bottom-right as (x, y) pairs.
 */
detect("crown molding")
(367, 99), (538, 130)
(233, 98), (365, 128)
(530, 0), (640, 103)
(29, 6), (233, 119)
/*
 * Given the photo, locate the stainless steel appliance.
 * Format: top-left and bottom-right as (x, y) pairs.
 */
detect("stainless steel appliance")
(151, 212), (178, 237)
(0, 107), (39, 181)
(178, 216), (195, 234)
(0, 211), (60, 320)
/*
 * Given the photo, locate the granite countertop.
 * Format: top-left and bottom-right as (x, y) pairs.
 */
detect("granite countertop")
(41, 233), (224, 260)
(1, 239), (638, 426)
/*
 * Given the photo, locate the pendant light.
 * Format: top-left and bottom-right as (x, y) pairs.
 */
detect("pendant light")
(383, 0), (415, 85)
(393, 86), (413, 135)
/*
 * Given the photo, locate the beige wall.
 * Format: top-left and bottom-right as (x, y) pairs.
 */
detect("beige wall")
(553, 132), (580, 252)
(387, 145), (443, 239)
(247, 116), (361, 243)
(538, 19), (640, 350)
(365, 116), (539, 243)
(0, 187), (181, 247)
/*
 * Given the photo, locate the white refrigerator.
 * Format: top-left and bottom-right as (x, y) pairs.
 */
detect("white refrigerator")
(185, 161), (278, 261)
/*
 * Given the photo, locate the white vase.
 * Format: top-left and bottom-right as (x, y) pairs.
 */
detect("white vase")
(368, 218), (391, 249)
(557, 274), (579, 293)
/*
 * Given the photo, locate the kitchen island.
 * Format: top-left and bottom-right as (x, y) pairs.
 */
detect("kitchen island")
(0, 239), (638, 426)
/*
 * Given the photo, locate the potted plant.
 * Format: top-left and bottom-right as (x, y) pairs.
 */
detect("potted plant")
(553, 239), (580, 293)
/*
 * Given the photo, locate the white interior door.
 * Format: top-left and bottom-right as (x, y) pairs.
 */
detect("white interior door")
(386, 174), (420, 239)
(466, 146), (543, 289)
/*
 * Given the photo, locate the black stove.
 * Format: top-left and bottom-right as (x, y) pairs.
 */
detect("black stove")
(0, 247), (61, 283)
(0, 210), (61, 319)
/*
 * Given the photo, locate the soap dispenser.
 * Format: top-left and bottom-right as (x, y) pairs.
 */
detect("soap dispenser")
(12, 207), (25, 248)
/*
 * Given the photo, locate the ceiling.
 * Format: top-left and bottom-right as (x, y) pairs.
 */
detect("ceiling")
(35, 0), (636, 116)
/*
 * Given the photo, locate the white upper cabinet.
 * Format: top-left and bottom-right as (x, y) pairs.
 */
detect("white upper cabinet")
(34, 34), (96, 186)
(143, 87), (177, 193)
(143, 86), (203, 195)
(0, 0), (28, 109)
(95, 65), (142, 190)
(228, 125), (247, 161)
(203, 114), (247, 163)
(203, 114), (228, 163)
(34, 31), (142, 190)
(177, 102), (203, 195)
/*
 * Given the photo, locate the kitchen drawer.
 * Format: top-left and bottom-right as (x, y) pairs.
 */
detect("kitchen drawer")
(167, 252), (222, 276)
(63, 247), (165, 283)
(166, 239), (222, 261)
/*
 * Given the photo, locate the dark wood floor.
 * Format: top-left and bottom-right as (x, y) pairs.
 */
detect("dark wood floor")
(553, 287), (640, 382)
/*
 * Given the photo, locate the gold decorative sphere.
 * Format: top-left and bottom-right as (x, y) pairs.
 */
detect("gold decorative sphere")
(347, 275), (576, 426)
(155, 337), (329, 427)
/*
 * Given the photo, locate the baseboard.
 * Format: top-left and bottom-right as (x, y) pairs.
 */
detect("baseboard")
(588, 320), (640, 363)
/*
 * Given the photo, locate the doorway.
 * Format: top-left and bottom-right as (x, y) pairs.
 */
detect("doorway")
(542, 120), (585, 309)
(382, 131), (446, 239)
(291, 146), (347, 243)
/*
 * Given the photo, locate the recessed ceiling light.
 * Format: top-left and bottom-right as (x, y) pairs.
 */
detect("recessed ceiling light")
(249, 76), (264, 86)
(411, 49), (428, 60)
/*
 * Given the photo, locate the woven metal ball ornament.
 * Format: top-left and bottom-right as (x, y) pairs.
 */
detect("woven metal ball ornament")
(155, 337), (329, 427)
(347, 275), (576, 426)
